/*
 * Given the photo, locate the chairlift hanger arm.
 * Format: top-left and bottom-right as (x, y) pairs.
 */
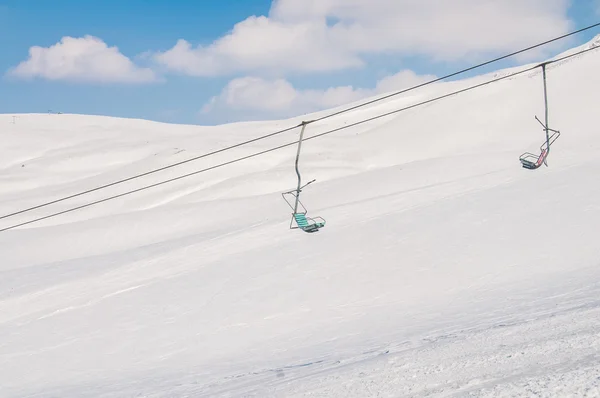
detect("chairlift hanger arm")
(292, 121), (316, 214)
(281, 120), (326, 232)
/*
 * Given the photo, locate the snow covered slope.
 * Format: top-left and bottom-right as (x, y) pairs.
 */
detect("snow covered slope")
(1, 37), (600, 397)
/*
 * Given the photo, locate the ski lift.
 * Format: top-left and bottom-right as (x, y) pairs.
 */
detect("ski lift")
(519, 63), (561, 170)
(282, 121), (326, 233)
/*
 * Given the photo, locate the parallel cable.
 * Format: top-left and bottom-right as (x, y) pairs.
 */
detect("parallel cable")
(0, 123), (301, 221)
(303, 45), (600, 143)
(1, 44), (597, 233)
(1, 22), (599, 222)
(311, 22), (600, 124)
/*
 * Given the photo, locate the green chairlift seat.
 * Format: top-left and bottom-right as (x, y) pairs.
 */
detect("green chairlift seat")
(293, 213), (326, 233)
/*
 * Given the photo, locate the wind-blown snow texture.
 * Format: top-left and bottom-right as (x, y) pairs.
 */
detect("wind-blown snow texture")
(1, 37), (600, 397)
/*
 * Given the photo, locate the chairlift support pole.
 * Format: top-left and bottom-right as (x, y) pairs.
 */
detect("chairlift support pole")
(542, 63), (550, 166)
(293, 121), (309, 214)
(281, 120), (325, 232)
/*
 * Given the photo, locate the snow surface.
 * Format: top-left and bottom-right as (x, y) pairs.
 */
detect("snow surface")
(1, 37), (600, 397)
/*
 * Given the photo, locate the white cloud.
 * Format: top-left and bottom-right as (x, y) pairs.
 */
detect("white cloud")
(8, 35), (156, 84)
(203, 77), (298, 112)
(155, 0), (571, 77)
(202, 69), (436, 119)
(154, 17), (362, 76)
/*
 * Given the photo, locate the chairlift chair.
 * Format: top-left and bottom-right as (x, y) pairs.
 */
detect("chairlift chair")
(282, 180), (326, 233)
(519, 116), (561, 170)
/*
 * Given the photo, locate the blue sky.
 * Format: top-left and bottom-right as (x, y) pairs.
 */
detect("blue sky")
(1, 0), (599, 125)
